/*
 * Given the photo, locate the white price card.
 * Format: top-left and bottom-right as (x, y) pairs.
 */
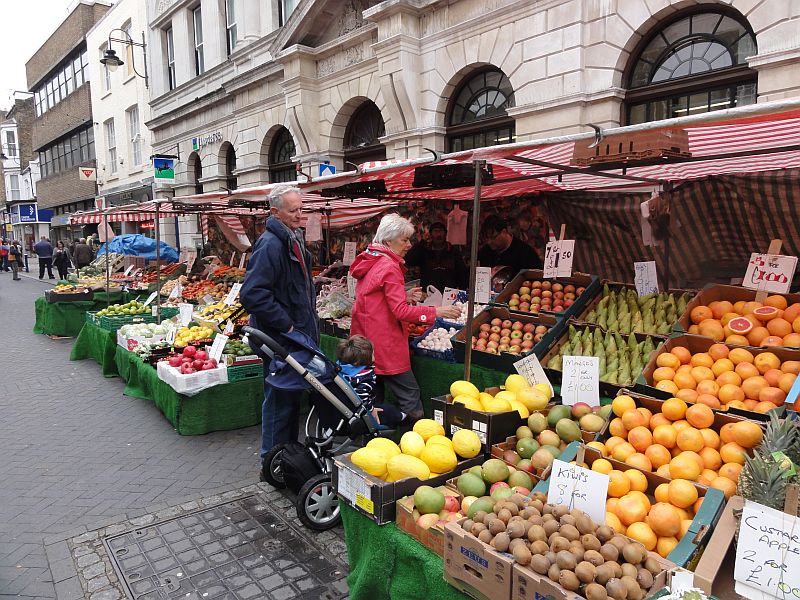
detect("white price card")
(229, 251), (236, 267)
(143, 291), (158, 306)
(179, 248), (188, 264)
(168, 283), (182, 300)
(544, 240), (575, 278)
(735, 500), (800, 600)
(343, 242), (357, 266)
(475, 267), (492, 303)
(347, 274), (357, 299)
(209, 334), (229, 363)
(186, 250), (197, 271)
(547, 459), (608, 525)
(561, 355), (600, 407)
(305, 214), (323, 242)
(166, 326), (176, 345)
(634, 261), (659, 296)
(223, 320), (234, 335)
(151, 305), (158, 317)
(743, 253), (798, 295)
(238, 253), (247, 269)
(514, 353), (554, 395)
(178, 303), (194, 326)
(224, 283), (242, 306)
(202, 294), (215, 305)
(124, 264), (135, 276)
(442, 287), (465, 305)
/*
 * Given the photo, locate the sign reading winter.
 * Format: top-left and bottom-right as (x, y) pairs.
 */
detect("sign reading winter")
(544, 240), (575, 278)
(743, 253), (798, 295)
(153, 157), (175, 182)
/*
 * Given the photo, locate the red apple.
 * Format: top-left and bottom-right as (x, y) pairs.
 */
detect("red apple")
(183, 345), (197, 358)
(195, 350), (209, 361)
(168, 356), (182, 368)
(522, 323), (535, 333)
(502, 320), (512, 329)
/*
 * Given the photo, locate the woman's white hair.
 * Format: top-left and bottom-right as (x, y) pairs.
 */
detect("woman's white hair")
(269, 185), (302, 210)
(373, 213), (414, 245)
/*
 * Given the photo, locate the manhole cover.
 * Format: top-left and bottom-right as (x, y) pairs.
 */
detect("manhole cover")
(104, 495), (347, 600)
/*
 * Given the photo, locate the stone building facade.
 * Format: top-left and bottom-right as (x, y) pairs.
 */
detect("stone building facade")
(146, 0), (800, 201)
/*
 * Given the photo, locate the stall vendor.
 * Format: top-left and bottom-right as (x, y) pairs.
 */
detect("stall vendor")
(477, 215), (542, 274)
(404, 222), (468, 292)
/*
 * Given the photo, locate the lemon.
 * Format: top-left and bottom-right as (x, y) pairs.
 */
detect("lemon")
(452, 429), (481, 459)
(366, 437), (401, 458)
(413, 419), (445, 441)
(450, 380), (479, 399)
(400, 431), (426, 457)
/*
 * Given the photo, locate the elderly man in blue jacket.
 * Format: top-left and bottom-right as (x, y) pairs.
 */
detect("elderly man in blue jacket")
(240, 185), (318, 472)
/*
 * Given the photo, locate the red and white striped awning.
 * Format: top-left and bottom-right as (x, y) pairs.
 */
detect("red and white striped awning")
(70, 210), (158, 224)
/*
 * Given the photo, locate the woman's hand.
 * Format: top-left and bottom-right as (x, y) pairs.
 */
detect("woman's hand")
(435, 305), (461, 320)
(406, 287), (423, 303)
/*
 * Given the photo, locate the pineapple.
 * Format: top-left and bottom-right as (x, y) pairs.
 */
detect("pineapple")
(757, 412), (800, 464)
(737, 453), (789, 511)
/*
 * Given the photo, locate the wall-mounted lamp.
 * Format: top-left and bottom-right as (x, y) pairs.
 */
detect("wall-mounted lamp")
(100, 28), (149, 88)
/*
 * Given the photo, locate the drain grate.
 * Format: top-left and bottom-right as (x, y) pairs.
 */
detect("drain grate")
(104, 495), (347, 600)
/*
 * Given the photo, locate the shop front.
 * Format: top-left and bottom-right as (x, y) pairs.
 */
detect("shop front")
(8, 201), (52, 251)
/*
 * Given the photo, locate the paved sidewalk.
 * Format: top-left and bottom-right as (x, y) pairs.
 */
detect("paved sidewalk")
(0, 277), (264, 599)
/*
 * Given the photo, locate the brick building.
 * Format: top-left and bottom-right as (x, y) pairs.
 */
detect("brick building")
(26, 0), (111, 242)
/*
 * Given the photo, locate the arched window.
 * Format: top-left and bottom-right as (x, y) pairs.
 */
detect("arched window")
(344, 101), (386, 165)
(269, 127), (296, 183)
(625, 9), (757, 125)
(446, 68), (515, 152)
(223, 143), (237, 191)
(188, 152), (203, 194)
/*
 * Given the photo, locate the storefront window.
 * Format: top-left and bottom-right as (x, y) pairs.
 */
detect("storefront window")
(446, 68), (515, 153)
(343, 101), (386, 165)
(269, 127), (297, 183)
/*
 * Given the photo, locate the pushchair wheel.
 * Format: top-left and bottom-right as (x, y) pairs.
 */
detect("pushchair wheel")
(261, 443), (288, 489)
(296, 473), (340, 531)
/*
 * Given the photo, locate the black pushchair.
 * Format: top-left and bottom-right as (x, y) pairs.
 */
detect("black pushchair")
(242, 326), (382, 530)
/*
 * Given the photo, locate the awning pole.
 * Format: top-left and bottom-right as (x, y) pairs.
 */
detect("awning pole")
(155, 202), (161, 319)
(463, 159), (485, 382)
(104, 212), (110, 309)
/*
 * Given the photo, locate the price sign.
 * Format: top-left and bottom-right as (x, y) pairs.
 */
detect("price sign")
(343, 242), (357, 266)
(442, 287), (465, 305)
(735, 500), (800, 599)
(179, 248), (188, 264)
(514, 353), (554, 395)
(743, 253), (798, 295)
(168, 283), (182, 300)
(186, 249), (197, 271)
(229, 251), (236, 267)
(305, 214), (323, 242)
(166, 326), (176, 345)
(347, 274), (357, 298)
(544, 240), (575, 278)
(209, 334), (229, 363)
(223, 320), (234, 335)
(151, 305), (158, 317)
(178, 303), (194, 326)
(143, 291), (158, 306)
(238, 253), (247, 269)
(224, 283), (242, 306)
(547, 459), (608, 525)
(634, 261), (659, 296)
(475, 267), (492, 303)
(124, 264), (135, 276)
(561, 355), (600, 407)
(202, 294), (215, 305)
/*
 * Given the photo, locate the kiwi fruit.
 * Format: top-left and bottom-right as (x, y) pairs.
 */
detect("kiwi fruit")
(559, 524), (580, 541)
(478, 529), (493, 544)
(605, 577), (628, 600)
(508, 521), (527, 539)
(608, 561), (623, 577)
(527, 524), (546, 543)
(509, 538), (527, 554)
(513, 543), (532, 566)
(497, 508), (513, 524)
(550, 536), (571, 553)
(560, 513), (577, 527)
(470, 522), (487, 537)
(585, 582), (608, 600)
(621, 575), (642, 600)
(530, 498), (544, 512)
(568, 542), (585, 562)
(599, 543), (620, 562)
(584, 549), (605, 567)
(595, 525), (615, 543)
(543, 504), (555, 516)
(504, 502), (520, 516)
(555, 550), (577, 571)
(543, 519), (560, 537)
(491, 532), (510, 552)
(559, 570), (581, 591)
(575, 560), (597, 584)
(547, 563), (561, 582)
(621, 563), (638, 579)
(595, 562), (616, 585)
(545, 550), (557, 565)
(488, 519), (506, 536)
(581, 533), (602, 551)
(527, 514), (544, 527)
(644, 556), (661, 575)
(531, 540), (549, 555)
(510, 493), (526, 507)
(576, 513), (596, 535)
(474, 511), (488, 523)
(461, 519), (474, 532)
(521, 507), (538, 520)
(636, 567), (654, 590)
(622, 543), (647, 565)
(542, 512), (555, 522)
(552, 505), (569, 518)
(530, 554), (550, 575)
(609, 535), (628, 552)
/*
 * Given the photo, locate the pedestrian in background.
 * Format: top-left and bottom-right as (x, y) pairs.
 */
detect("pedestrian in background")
(9, 240), (22, 281)
(0, 239), (9, 272)
(53, 240), (73, 280)
(73, 238), (93, 270)
(33, 236), (54, 279)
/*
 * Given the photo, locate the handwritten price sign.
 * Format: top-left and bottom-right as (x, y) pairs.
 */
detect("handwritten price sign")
(544, 240), (575, 278)
(561, 356), (600, 407)
(743, 253), (798, 295)
(547, 459), (608, 524)
(634, 261), (659, 296)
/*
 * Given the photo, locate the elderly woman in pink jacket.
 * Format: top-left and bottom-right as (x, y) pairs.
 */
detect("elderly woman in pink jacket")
(349, 214), (461, 423)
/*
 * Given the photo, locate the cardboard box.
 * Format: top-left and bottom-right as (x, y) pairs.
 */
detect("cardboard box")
(432, 387), (525, 453)
(451, 307), (567, 372)
(395, 486), (462, 556)
(443, 520), (515, 600)
(491, 269), (600, 321)
(45, 288), (93, 303)
(332, 453), (483, 525)
(693, 495), (744, 597)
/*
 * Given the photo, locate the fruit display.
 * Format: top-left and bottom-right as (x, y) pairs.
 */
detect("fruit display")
(647, 342), (797, 413)
(209, 265), (246, 282)
(181, 278), (231, 301)
(194, 302), (244, 323)
(505, 279), (586, 314)
(456, 491), (667, 597)
(130, 340), (172, 361)
(173, 324), (215, 348)
(137, 263), (184, 285)
(96, 300), (150, 317)
(454, 457), (538, 501)
(408, 323), (428, 337)
(349, 423), (481, 482)
(449, 376), (554, 417)
(470, 317), (551, 356)
(223, 338), (254, 357)
(403, 485), (465, 532)
(51, 283), (88, 294)
(416, 326), (459, 352)
(546, 325), (661, 386)
(595, 394), (762, 498)
(165, 345), (219, 374)
(159, 277), (185, 297)
(685, 294), (800, 347)
(583, 285), (690, 335)
(118, 320), (176, 338)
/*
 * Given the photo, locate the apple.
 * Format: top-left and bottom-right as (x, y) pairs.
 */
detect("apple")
(486, 347), (498, 354)
(521, 280), (532, 288)
(487, 341), (499, 350)
(168, 356), (182, 368)
(520, 294), (531, 303)
(531, 297), (541, 305)
(508, 298), (520, 307)
(531, 281), (542, 289)
(416, 514), (440, 530)
(489, 333), (501, 342)
(519, 302), (530, 311)
(552, 283), (563, 293)
(502, 320), (512, 329)
(461, 496), (477, 514)
(541, 290), (552, 299)
(443, 496), (461, 513)
(500, 336), (511, 345)
(522, 332), (534, 341)
(183, 345), (197, 357)
(552, 305), (565, 313)
(479, 331), (490, 340)
(521, 340), (534, 350)
(500, 328), (511, 337)
(576, 287), (585, 295)
(541, 281), (552, 290)
(553, 291), (564, 300)
(510, 330), (523, 339)
(531, 288), (542, 298)
(498, 344), (510, 352)
(534, 333), (544, 342)
(490, 318), (502, 327)
(490, 325), (502, 334)
(479, 323), (491, 332)
(564, 299), (574, 307)
(192, 359), (205, 370)
(564, 284), (575, 293)
(518, 286), (530, 296)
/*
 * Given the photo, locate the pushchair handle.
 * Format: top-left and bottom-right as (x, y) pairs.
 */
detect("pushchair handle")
(241, 326), (288, 359)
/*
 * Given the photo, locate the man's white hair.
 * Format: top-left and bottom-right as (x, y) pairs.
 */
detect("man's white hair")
(373, 213), (414, 245)
(269, 185), (302, 210)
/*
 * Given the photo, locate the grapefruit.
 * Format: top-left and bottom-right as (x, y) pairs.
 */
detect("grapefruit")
(690, 306), (713, 324)
(727, 316), (753, 335)
(753, 306), (780, 321)
(764, 295), (788, 310)
(767, 318), (793, 338)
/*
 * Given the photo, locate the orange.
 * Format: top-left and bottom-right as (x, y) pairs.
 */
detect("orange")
(605, 511), (625, 534)
(784, 304), (800, 323)
(743, 399), (759, 411)
(679, 520), (693, 540)
(719, 423), (736, 444)
(729, 348), (755, 365)
(764, 295), (788, 310)
(742, 376), (769, 400)
(625, 469), (649, 493)
(796, 316), (800, 333)
(608, 470), (631, 498)
(656, 353), (681, 370)
(669, 454), (701, 481)
(638, 407), (653, 422)
(612, 394), (636, 417)
(693, 497), (705, 515)
(764, 368), (784, 387)
(710, 301), (734, 320)
(779, 373), (797, 395)
(657, 536), (679, 558)
(782, 360), (800, 374)
(676, 427), (705, 452)
(653, 424), (678, 448)
(662, 398), (687, 421)
(767, 318), (793, 338)
(686, 404), (715, 429)
(731, 421), (764, 448)
(747, 327), (770, 346)
(700, 428), (721, 449)
(650, 413), (671, 429)
(690, 353), (714, 368)
(696, 394), (722, 409)
(605, 436), (627, 452)
(733, 300), (747, 314)
(591, 458), (613, 474)
(628, 426), (654, 453)
(754, 400), (779, 414)
(671, 347), (693, 365)
(612, 442), (637, 462)
(754, 352), (781, 374)
(691, 366), (715, 383)
(616, 494), (649, 526)
(736, 362), (761, 381)
(710, 476), (737, 499)
(727, 400), (747, 410)
(712, 358), (735, 377)
(699, 447), (722, 471)
(606, 498), (619, 513)
(698, 469), (717, 486)
(626, 453), (653, 472)
(783, 333), (800, 348)
(656, 464), (672, 478)
(696, 379), (720, 396)
(698, 320), (726, 342)
(718, 384), (745, 405)
(726, 334), (751, 346)
(654, 483), (670, 503)
(653, 367), (677, 383)
(645, 444), (672, 469)
(626, 522), (658, 551)
(609, 417), (628, 438)
(707, 344), (730, 361)
(675, 507), (692, 521)
(672, 419), (691, 431)
(668, 478), (699, 509)
(673, 371), (698, 390)
(720, 442), (747, 465)
(719, 462), (743, 482)
(690, 306), (713, 325)
(656, 380), (680, 395)
(587, 441), (608, 456)
(622, 410), (649, 431)
(762, 335), (785, 347)
(675, 389), (700, 403)
(760, 386), (787, 406)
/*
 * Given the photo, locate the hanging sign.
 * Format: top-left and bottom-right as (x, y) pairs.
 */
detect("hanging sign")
(347, 274), (357, 298)
(544, 240), (575, 278)
(634, 261), (659, 296)
(305, 214), (323, 242)
(178, 303), (194, 326)
(153, 157), (175, 183)
(475, 267), (492, 303)
(514, 354), (554, 395)
(209, 334), (229, 363)
(343, 242), (357, 266)
(561, 355), (600, 407)
(224, 283), (242, 306)
(223, 320), (235, 335)
(547, 459), (608, 525)
(186, 249), (197, 271)
(743, 253), (798, 295)
(78, 167), (97, 181)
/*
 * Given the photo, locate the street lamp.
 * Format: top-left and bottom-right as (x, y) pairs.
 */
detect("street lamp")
(100, 28), (149, 88)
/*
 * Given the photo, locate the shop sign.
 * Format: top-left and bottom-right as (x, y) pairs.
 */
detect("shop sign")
(4, 224), (11, 233)
(78, 167), (97, 181)
(191, 132), (223, 151)
(153, 157), (175, 182)
(12, 203), (38, 224)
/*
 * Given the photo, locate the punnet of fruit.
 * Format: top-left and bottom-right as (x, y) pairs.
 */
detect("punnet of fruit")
(503, 278), (586, 315)
(96, 300), (149, 317)
(471, 317), (551, 356)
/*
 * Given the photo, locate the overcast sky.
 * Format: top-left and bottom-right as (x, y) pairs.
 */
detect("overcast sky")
(0, 0), (92, 109)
